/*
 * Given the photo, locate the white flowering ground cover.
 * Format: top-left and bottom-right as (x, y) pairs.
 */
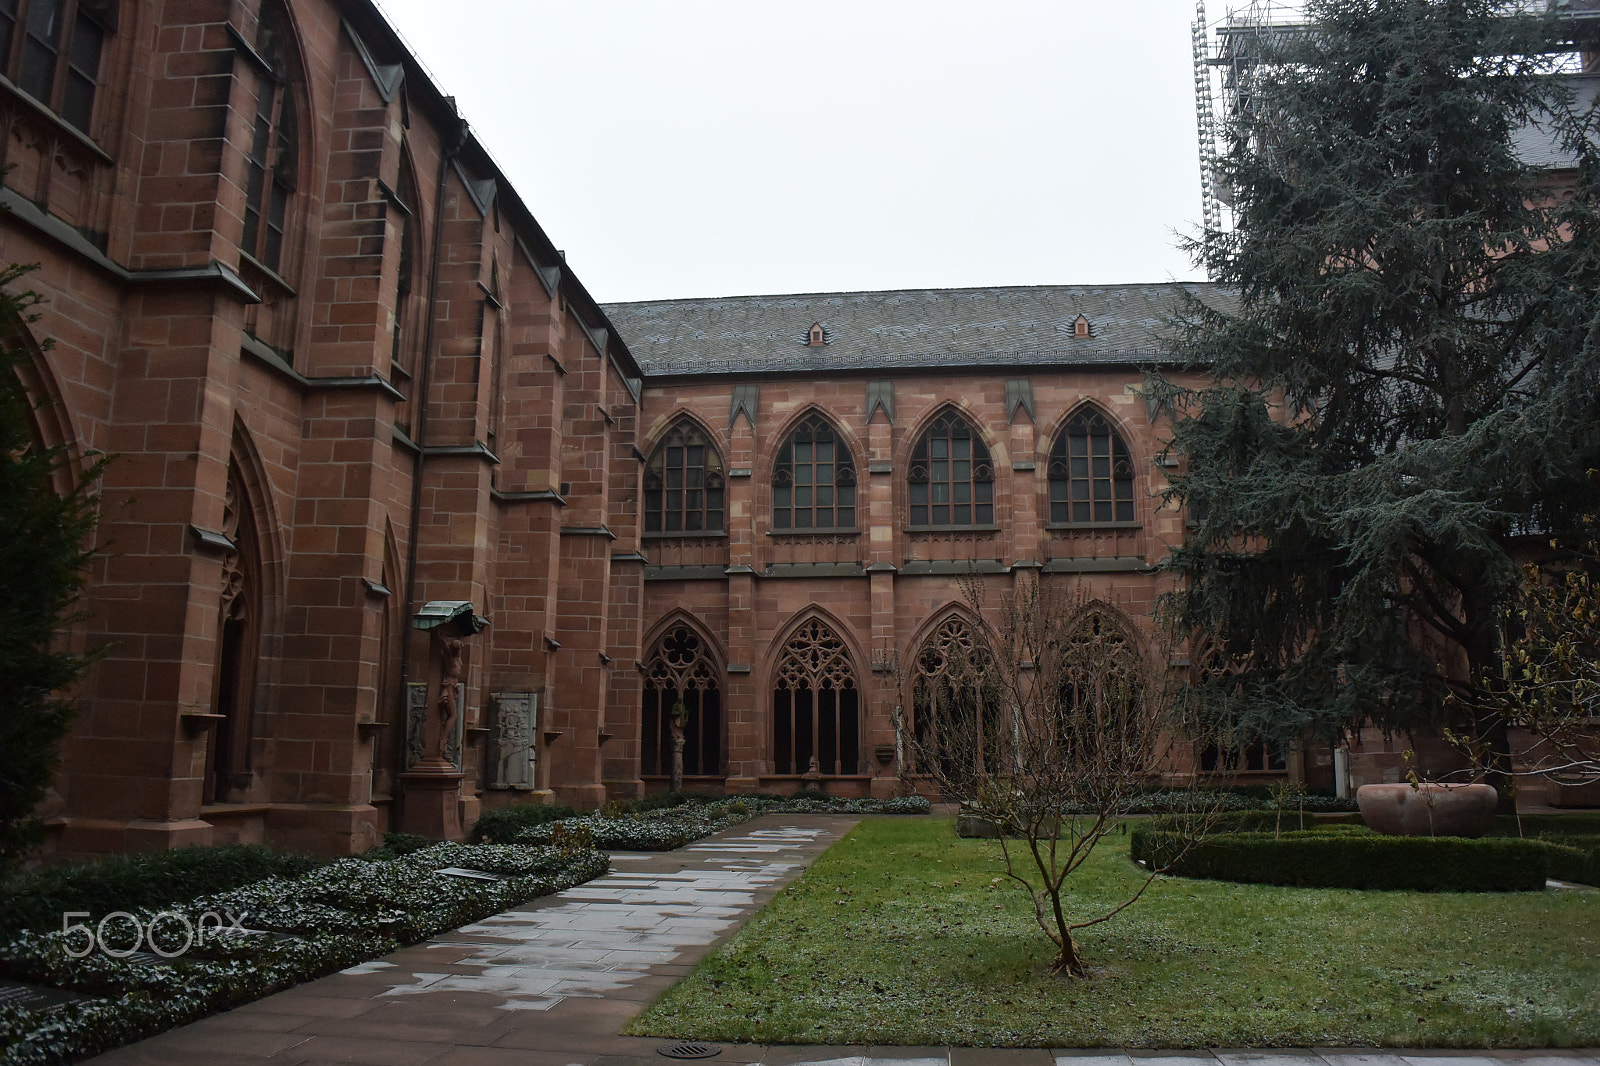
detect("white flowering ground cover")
(0, 842), (608, 1065)
(515, 794), (932, 851)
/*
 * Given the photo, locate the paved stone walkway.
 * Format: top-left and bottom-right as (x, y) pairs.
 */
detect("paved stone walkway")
(82, 815), (1600, 1066)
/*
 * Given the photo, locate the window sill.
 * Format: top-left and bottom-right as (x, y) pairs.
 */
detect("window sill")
(906, 524), (1002, 534)
(0, 74), (112, 165)
(238, 250), (297, 296)
(643, 530), (727, 539)
(767, 528), (860, 538)
(1045, 521), (1143, 531)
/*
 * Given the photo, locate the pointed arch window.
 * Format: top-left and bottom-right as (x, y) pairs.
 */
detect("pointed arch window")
(773, 619), (859, 775)
(642, 625), (723, 777)
(1054, 609), (1146, 758)
(774, 414), (856, 531)
(911, 616), (998, 781)
(0, 0), (113, 132)
(1049, 409), (1136, 525)
(208, 460), (262, 804)
(908, 409), (994, 527)
(644, 420), (725, 534)
(240, 3), (299, 272)
(1190, 645), (1286, 773)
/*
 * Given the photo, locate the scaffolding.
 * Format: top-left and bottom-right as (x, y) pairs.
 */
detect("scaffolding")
(1192, 0), (1306, 244)
(1192, 1), (1597, 249)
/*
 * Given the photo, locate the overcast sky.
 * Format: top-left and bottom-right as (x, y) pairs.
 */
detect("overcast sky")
(371, 1), (1209, 304)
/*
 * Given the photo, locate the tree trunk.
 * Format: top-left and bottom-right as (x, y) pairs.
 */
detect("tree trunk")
(1050, 933), (1088, 979)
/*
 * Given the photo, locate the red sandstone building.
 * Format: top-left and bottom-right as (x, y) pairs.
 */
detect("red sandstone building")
(6, 0), (1490, 858)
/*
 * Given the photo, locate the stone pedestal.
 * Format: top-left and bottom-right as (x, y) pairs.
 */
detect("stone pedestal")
(398, 771), (465, 840)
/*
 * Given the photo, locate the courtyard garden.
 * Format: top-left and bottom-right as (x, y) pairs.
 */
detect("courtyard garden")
(628, 815), (1600, 1049)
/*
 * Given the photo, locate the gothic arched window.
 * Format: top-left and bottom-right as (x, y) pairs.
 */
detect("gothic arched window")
(773, 618), (859, 775)
(1048, 409), (1136, 525)
(773, 414), (856, 531)
(241, 2), (299, 272)
(642, 625), (723, 777)
(1191, 645), (1286, 773)
(911, 616), (998, 781)
(0, 0), (113, 131)
(1054, 609), (1145, 757)
(908, 409), (994, 527)
(644, 420), (725, 534)
(208, 460), (262, 804)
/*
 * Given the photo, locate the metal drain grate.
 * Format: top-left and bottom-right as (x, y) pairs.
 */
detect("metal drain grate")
(657, 1041), (722, 1059)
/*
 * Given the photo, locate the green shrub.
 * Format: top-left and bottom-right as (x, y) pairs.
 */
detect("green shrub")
(0, 844), (323, 938)
(637, 790), (723, 811)
(1130, 826), (1560, 891)
(467, 802), (576, 844)
(1489, 812), (1600, 837)
(1535, 833), (1600, 885)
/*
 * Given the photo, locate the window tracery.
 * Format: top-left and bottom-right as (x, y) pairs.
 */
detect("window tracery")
(773, 413), (855, 531)
(642, 624), (722, 777)
(1048, 409), (1136, 525)
(644, 420), (725, 534)
(772, 618), (859, 775)
(909, 409), (994, 527)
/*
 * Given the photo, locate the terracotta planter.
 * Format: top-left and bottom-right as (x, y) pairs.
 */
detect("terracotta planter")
(1356, 782), (1498, 838)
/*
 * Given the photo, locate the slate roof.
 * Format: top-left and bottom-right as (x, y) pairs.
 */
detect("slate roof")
(1511, 73), (1600, 171)
(602, 282), (1232, 379)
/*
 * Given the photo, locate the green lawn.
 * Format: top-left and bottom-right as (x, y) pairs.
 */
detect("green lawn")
(627, 816), (1600, 1048)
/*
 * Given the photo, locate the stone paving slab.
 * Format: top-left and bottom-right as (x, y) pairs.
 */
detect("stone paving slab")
(80, 813), (1600, 1066)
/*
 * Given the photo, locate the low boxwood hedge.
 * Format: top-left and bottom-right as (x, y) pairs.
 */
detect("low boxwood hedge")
(467, 801), (577, 844)
(1130, 824), (1572, 891)
(0, 844), (325, 941)
(0, 842), (608, 1066)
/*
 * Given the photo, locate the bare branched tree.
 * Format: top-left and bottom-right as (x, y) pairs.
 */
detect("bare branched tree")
(905, 575), (1220, 978)
(1449, 527), (1600, 788)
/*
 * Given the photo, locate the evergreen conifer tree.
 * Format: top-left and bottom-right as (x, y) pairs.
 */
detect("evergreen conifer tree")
(1159, 0), (1600, 800)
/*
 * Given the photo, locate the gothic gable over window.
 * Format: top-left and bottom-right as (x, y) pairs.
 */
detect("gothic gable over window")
(644, 418), (725, 534)
(0, 0), (114, 131)
(773, 413), (855, 531)
(772, 618), (859, 775)
(908, 408), (994, 527)
(1048, 407), (1136, 525)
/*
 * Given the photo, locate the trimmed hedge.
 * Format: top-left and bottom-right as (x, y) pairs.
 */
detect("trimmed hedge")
(0, 844), (324, 940)
(1536, 833), (1600, 885)
(1131, 825), (1561, 892)
(467, 801), (576, 844)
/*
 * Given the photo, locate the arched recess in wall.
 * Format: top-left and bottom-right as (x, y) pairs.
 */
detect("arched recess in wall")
(768, 611), (861, 776)
(370, 521), (405, 804)
(4, 312), (88, 496)
(1188, 640), (1285, 774)
(905, 403), (997, 528)
(1052, 600), (1147, 752)
(1046, 402), (1139, 526)
(390, 144), (426, 434)
(642, 413), (726, 535)
(767, 407), (858, 532)
(639, 614), (725, 779)
(205, 425), (282, 804)
(906, 609), (999, 783)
